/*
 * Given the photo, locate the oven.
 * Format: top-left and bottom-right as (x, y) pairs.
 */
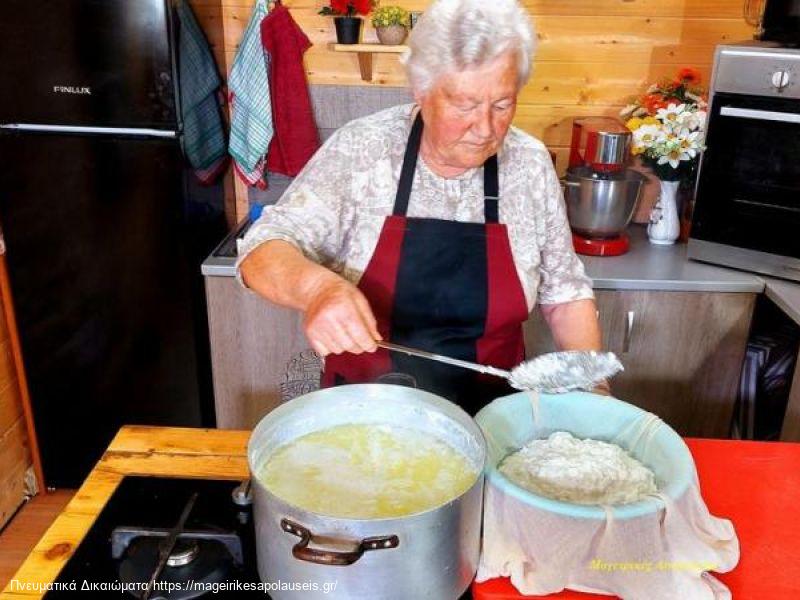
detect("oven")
(688, 43), (800, 282)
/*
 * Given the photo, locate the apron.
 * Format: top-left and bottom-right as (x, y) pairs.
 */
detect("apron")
(322, 113), (529, 415)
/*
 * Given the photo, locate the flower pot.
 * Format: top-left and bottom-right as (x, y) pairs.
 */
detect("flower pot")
(376, 24), (408, 45)
(334, 16), (362, 44)
(647, 179), (681, 245)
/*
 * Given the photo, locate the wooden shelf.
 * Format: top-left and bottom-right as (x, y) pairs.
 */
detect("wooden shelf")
(328, 43), (408, 82)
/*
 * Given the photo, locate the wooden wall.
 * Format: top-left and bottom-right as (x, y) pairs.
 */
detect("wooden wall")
(190, 0), (754, 217)
(0, 259), (32, 528)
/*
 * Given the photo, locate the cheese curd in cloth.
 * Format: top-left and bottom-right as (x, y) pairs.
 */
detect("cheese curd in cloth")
(499, 431), (657, 505)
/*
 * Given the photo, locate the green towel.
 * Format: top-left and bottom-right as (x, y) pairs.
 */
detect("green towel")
(177, 0), (227, 180)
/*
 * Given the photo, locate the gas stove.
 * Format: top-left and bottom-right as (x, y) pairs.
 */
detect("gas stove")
(43, 475), (475, 599)
(44, 477), (262, 599)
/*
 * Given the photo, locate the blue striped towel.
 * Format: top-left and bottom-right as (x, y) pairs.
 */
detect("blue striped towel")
(228, 0), (274, 182)
(177, 0), (227, 183)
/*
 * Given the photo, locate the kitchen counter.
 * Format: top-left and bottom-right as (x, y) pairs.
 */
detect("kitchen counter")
(3, 426), (800, 599)
(202, 221), (800, 322)
(581, 226), (764, 293)
(764, 277), (800, 327)
(1, 426), (248, 598)
(202, 223), (773, 294)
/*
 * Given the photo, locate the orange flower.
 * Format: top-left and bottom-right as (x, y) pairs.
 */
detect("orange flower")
(643, 93), (669, 114)
(676, 67), (702, 85)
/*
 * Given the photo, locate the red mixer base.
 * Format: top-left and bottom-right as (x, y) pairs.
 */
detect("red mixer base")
(572, 233), (629, 256)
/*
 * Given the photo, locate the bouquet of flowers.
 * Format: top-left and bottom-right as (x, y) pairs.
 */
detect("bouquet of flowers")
(620, 68), (708, 181)
(318, 0), (374, 17)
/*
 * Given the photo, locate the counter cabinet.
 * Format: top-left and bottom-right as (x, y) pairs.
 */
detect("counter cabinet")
(207, 274), (758, 439)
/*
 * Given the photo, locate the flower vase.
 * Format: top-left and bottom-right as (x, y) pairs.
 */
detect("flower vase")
(376, 24), (408, 45)
(334, 16), (362, 44)
(647, 179), (681, 245)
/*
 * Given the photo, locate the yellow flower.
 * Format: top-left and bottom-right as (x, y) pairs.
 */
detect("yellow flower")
(371, 5), (409, 28)
(626, 117), (643, 131)
(632, 145), (644, 155)
(642, 116), (659, 125)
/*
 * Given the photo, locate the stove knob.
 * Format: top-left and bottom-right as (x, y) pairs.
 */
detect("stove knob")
(231, 480), (253, 506)
(771, 70), (791, 90)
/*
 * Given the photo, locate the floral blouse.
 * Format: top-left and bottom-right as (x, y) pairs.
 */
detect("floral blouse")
(237, 103), (593, 311)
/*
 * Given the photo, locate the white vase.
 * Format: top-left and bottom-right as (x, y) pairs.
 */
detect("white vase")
(647, 179), (681, 245)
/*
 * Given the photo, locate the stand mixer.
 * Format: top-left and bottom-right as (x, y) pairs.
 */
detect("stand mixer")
(563, 118), (645, 256)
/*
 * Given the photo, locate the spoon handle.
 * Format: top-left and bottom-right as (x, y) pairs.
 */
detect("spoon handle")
(377, 341), (511, 379)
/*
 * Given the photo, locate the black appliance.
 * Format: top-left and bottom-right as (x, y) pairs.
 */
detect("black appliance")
(43, 477), (262, 598)
(688, 42), (800, 282)
(0, 0), (225, 487)
(761, 0), (800, 45)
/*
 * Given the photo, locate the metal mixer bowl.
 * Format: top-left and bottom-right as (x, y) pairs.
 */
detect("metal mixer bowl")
(562, 167), (646, 239)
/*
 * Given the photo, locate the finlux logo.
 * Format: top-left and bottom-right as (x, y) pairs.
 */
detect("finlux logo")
(53, 85), (92, 95)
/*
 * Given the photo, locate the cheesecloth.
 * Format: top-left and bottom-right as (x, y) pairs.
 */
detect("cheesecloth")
(474, 391), (740, 600)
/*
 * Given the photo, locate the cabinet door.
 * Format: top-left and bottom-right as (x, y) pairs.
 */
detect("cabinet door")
(524, 291), (756, 438)
(205, 276), (312, 429)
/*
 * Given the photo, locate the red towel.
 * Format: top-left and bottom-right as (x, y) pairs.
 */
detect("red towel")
(261, 5), (320, 177)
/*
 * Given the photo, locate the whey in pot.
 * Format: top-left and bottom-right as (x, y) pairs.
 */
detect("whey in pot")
(258, 423), (478, 518)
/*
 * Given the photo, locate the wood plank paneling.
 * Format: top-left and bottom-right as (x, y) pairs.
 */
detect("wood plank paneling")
(0, 270), (31, 530)
(0, 489), (74, 591)
(197, 0), (753, 215)
(0, 419), (31, 528)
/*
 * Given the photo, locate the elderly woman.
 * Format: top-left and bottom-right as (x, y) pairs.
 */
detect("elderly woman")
(238, 0), (603, 414)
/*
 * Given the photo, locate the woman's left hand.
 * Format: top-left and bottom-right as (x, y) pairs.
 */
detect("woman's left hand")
(592, 379), (612, 396)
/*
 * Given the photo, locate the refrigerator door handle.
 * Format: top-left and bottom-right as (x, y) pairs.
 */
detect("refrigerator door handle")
(0, 123), (177, 138)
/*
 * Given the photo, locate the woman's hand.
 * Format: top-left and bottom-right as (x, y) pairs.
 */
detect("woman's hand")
(304, 276), (381, 356)
(240, 241), (381, 356)
(591, 379), (612, 396)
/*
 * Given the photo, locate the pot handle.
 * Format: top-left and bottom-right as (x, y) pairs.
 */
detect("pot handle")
(281, 518), (399, 566)
(559, 179), (581, 188)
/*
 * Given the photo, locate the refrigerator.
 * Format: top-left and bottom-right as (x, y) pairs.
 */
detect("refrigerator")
(0, 0), (225, 487)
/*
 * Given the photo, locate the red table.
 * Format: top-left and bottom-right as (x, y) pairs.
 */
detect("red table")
(472, 438), (800, 599)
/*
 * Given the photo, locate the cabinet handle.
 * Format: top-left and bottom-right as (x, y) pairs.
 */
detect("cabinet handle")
(623, 311), (635, 353)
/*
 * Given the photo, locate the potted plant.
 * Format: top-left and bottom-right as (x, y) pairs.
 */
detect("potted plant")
(620, 68), (708, 245)
(319, 0), (374, 45)
(371, 5), (410, 45)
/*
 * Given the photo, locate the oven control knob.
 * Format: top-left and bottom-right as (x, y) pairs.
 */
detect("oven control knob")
(771, 70), (791, 90)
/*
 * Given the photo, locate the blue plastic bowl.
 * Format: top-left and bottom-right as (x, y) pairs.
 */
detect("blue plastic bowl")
(474, 391), (696, 520)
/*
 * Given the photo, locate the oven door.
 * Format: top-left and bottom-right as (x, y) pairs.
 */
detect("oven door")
(692, 92), (800, 261)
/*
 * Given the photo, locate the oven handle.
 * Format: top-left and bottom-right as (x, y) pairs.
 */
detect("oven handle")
(720, 106), (800, 124)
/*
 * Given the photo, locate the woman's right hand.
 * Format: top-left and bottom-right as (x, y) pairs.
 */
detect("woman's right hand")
(303, 276), (381, 356)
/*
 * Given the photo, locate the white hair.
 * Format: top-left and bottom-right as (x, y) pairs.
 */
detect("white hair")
(401, 0), (536, 95)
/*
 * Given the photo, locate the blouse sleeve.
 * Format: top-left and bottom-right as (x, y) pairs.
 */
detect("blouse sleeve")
(535, 160), (595, 305)
(235, 126), (354, 281)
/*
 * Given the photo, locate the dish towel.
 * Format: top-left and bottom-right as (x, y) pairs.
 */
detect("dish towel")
(229, 0), (273, 189)
(176, 0), (228, 185)
(261, 4), (320, 177)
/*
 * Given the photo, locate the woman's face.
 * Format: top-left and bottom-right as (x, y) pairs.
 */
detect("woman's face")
(416, 51), (519, 172)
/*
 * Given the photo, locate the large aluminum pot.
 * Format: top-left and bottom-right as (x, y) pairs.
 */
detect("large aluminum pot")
(247, 384), (487, 600)
(562, 166), (646, 238)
